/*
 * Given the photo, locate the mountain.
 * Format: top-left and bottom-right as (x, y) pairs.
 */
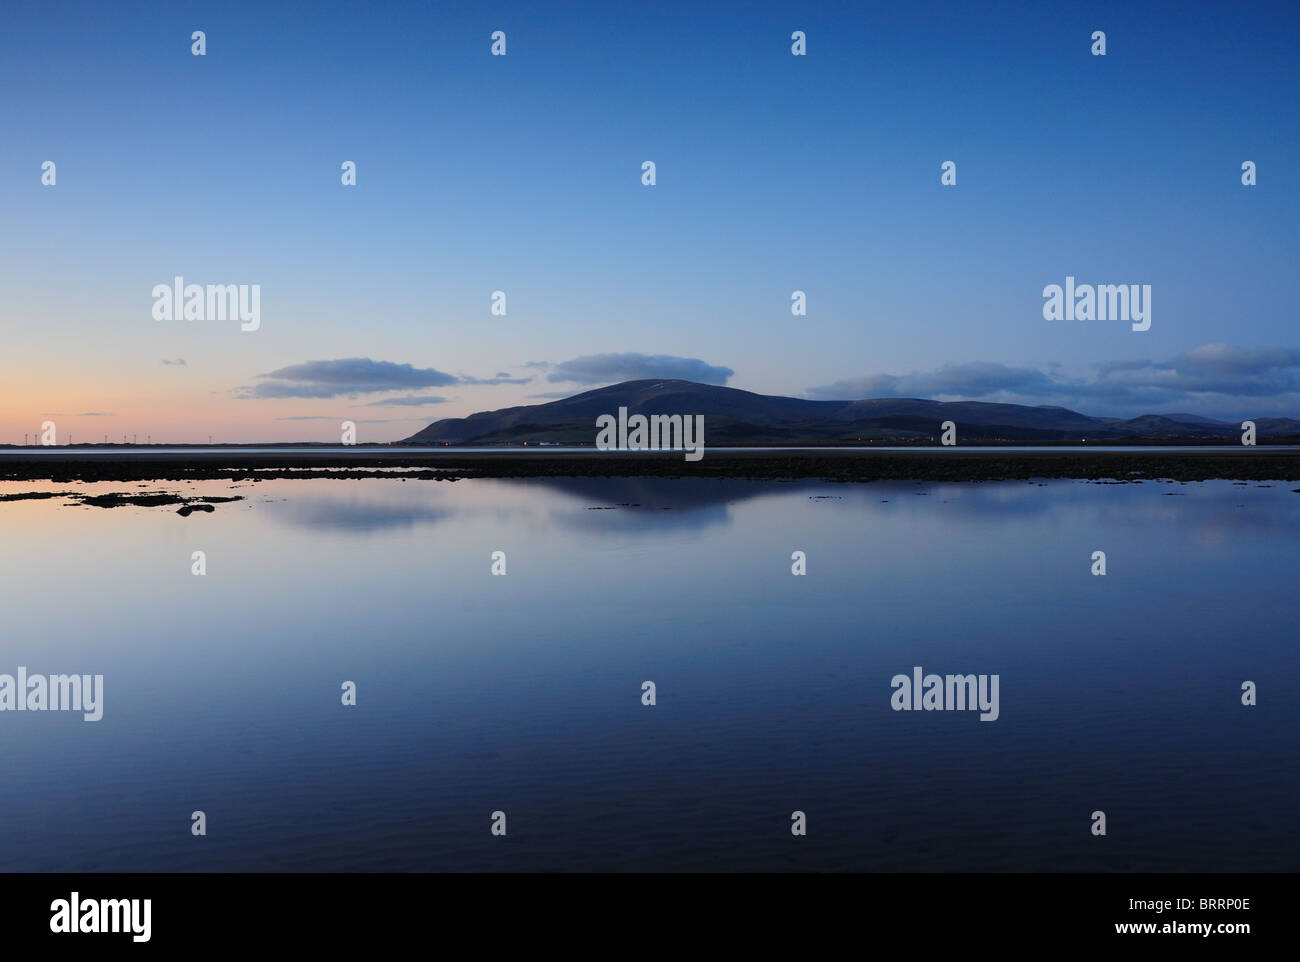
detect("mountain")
(400, 379), (1300, 444)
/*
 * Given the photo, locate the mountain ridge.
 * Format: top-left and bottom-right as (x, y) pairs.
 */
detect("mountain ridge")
(401, 379), (1300, 444)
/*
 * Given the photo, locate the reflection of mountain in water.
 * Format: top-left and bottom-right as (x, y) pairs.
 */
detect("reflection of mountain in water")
(266, 495), (451, 534)
(518, 476), (775, 535)
(260, 475), (1300, 541)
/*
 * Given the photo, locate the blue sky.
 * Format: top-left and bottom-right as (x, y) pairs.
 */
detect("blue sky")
(1, 0), (1297, 441)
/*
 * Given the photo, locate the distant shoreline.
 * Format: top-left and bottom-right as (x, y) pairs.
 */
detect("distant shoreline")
(3, 447), (1300, 483)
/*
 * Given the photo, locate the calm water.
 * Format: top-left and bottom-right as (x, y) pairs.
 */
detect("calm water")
(0, 475), (1296, 871)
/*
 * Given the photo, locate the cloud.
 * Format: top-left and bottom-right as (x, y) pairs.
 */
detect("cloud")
(547, 353), (734, 385)
(365, 395), (450, 407)
(1090, 345), (1300, 402)
(272, 416), (430, 423)
(1176, 343), (1300, 376)
(78, 411), (114, 417)
(458, 374), (532, 385)
(807, 362), (1057, 401)
(1094, 358), (1154, 377)
(238, 358), (460, 399)
(526, 391), (574, 399)
(161, 358), (187, 366)
(806, 345), (1300, 418)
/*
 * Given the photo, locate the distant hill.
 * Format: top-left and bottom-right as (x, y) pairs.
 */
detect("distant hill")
(400, 379), (1300, 444)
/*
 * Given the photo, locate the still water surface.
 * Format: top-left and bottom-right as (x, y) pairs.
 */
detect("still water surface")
(0, 475), (1295, 870)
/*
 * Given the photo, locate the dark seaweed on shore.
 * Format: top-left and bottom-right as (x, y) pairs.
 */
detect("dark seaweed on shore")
(73, 492), (245, 509)
(0, 489), (246, 510)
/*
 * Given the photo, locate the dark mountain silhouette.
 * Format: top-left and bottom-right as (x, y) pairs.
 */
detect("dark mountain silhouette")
(401, 379), (1300, 444)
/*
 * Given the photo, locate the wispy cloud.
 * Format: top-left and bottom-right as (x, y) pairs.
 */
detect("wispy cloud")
(161, 358), (187, 366)
(364, 395), (450, 407)
(272, 415), (431, 423)
(239, 358), (460, 399)
(807, 362), (1057, 402)
(806, 345), (1300, 417)
(458, 373), (532, 385)
(547, 353), (734, 385)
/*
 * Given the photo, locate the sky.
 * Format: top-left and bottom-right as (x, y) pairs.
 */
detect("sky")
(1, 0), (1297, 442)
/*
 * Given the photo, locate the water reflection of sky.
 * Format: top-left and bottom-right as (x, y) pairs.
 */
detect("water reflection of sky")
(0, 476), (1295, 870)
